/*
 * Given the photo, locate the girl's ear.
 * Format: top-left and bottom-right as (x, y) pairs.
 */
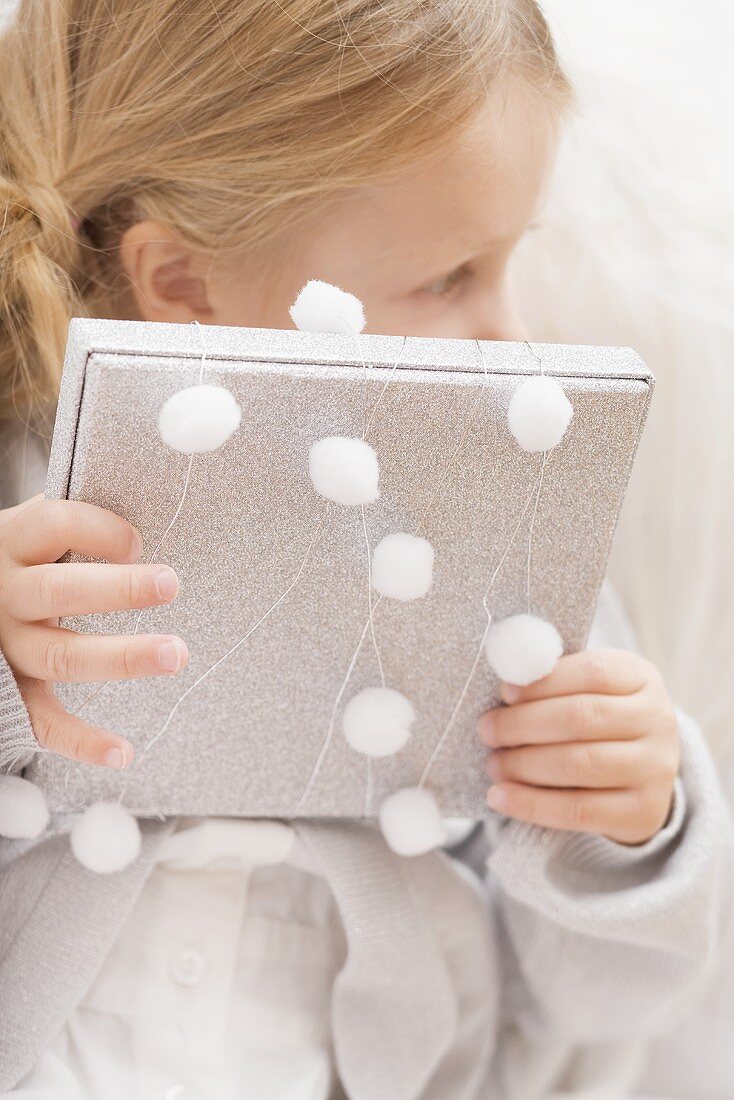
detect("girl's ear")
(119, 220), (214, 323)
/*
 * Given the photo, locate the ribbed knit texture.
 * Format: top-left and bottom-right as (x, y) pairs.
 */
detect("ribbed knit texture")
(0, 419), (49, 774)
(0, 649), (41, 771)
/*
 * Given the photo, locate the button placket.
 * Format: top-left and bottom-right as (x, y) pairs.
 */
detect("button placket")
(168, 945), (207, 988)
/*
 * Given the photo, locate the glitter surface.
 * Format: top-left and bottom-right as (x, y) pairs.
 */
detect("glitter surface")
(32, 320), (653, 818)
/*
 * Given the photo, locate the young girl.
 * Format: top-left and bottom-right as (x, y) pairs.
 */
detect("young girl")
(0, 2), (732, 1098)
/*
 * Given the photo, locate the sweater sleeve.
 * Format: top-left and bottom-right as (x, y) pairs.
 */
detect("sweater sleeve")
(484, 702), (734, 1043)
(481, 578), (734, 1044)
(0, 648), (40, 773)
(0, 423), (48, 773)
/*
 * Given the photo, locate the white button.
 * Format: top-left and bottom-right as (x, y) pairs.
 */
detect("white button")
(168, 946), (206, 987)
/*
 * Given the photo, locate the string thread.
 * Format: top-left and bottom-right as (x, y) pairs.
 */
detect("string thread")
(296, 337), (492, 813)
(417, 339), (551, 788)
(73, 320), (208, 718)
(119, 504), (331, 803)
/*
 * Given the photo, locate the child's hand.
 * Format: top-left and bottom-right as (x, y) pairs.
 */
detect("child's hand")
(477, 649), (681, 845)
(0, 496), (188, 769)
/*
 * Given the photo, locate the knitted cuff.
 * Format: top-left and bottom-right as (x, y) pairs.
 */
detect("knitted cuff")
(539, 771), (687, 873)
(0, 648), (40, 772)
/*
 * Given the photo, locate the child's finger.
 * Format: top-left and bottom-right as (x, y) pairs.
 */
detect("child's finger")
(20, 677), (134, 769)
(7, 498), (142, 566)
(500, 648), (655, 705)
(478, 691), (647, 747)
(486, 781), (648, 842)
(11, 625), (189, 682)
(8, 562), (179, 620)
(485, 738), (646, 790)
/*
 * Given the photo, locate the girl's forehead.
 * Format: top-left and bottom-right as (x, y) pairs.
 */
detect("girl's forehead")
(294, 84), (560, 281)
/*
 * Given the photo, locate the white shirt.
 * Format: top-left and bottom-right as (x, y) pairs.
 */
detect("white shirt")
(12, 817), (356, 1100)
(7, 723), (732, 1100)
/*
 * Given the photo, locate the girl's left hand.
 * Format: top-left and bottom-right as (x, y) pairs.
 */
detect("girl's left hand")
(477, 649), (681, 846)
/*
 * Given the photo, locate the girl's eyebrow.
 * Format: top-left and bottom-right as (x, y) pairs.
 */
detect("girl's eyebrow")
(403, 244), (483, 288)
(414, 258), (471, 288)
(382, 258), (474, 303)
(389, 220), (545, 301)
(380, 218), (544, 300)
(415, 219), (545, 281)
(401, 237), (503, 292)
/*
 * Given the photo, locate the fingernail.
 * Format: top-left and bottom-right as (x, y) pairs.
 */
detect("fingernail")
(485, 753), (499, 779)
(501, 682), (521, 704)
(487, 786), (507, 811)
(154, 567), (179, 602)
(105, 746), (130, 769)
(158, 639), (188, 672)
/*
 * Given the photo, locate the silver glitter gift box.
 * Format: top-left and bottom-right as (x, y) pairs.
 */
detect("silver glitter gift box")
(28, 318), (653, 819)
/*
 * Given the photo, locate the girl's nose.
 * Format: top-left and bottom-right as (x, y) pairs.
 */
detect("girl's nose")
(473, 278), (530, 343)
(475, 314), (530, 343)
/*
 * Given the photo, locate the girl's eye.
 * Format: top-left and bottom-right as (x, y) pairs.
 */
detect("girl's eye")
(418, 263), (472, 300)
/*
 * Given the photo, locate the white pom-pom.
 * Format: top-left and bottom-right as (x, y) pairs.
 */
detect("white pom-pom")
(484, 613), (563, 686)
(309, 436), (379, 505)
(158, 384), (241, 454)
(342, 687), (415, 757)
(70, 802), (141, 874)
(371, 533), (434, 601)
(0, 775), (49, 839)
(379, 787), (447, 857)
(289, 279), (366, 334)
(507, 376), (573, 452)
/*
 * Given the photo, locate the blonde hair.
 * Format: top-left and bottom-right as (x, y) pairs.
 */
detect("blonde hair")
(0, 0), (570, 430)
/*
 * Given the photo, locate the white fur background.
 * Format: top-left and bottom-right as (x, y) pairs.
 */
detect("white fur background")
(515, 1), (734, 771)
(514, 5), (734, 1097)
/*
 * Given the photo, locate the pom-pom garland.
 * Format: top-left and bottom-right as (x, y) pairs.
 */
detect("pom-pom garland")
(342, 686), (415, 757)
(507, 375), (573, 452)
(158, 383), (241, 454)
(65, 289), (576, 866)
(484, 613), (563, 686)
(290, 279), (367, 335)
(0, 774), (50, 839)
(309, 436), (379, 506)
(379, 786), (447, 856)
(371, 533), (434, 601)
(70, 801), (142, 874)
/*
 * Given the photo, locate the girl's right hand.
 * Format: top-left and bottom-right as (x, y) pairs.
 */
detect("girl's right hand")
(0, 496), (189, 769)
